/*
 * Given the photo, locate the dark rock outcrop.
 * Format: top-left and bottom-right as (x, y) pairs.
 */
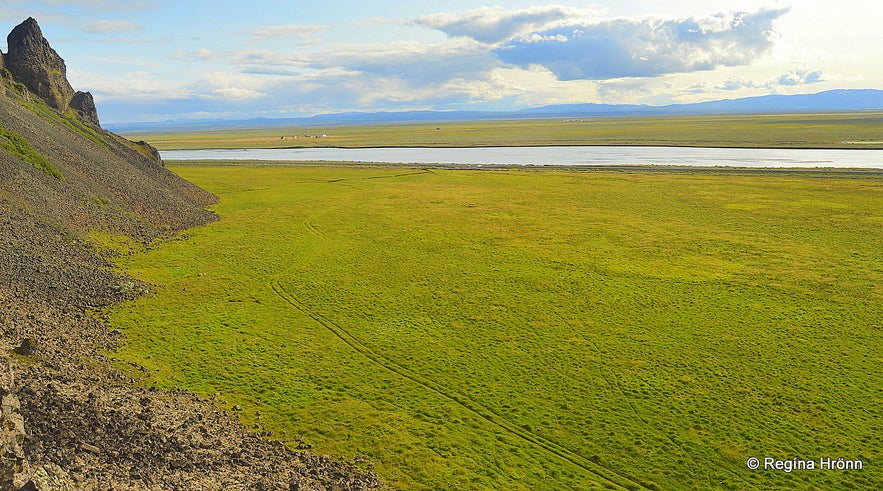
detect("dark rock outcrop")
(1, 18), (102, 129)
(5, 18), (75, 113)
(132, 139), (163, 165)
(3, 17), (103, 127)
(69, 90), (99, 126)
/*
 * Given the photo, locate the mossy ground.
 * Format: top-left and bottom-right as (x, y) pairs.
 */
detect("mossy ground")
(0, 124), (63, 179)
(109, 165), (883, 490)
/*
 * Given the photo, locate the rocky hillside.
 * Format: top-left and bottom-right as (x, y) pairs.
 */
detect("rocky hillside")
(0, 18), (380, 490)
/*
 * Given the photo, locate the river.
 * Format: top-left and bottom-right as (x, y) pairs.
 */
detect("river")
(161, 146), (883, 169)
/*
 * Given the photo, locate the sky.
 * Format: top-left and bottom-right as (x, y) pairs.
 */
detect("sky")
(1, 1), (880, 123)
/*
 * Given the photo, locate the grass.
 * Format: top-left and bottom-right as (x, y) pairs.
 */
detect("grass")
(108, 164), (883, 490)
(0, 124), (64, 179)
(7, 80), (110, 151)
(124, 112), (883, 150)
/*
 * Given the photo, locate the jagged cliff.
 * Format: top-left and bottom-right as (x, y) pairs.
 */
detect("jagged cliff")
(0, 18), (380, 490)
(3, 17), (98, 126)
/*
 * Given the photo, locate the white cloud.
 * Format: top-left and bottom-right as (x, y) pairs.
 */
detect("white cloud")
(686, 77), (760, 94)
(211, 87), (265, 99)
(83, 19), (141, 33)
(495, 8), (790, 80)
(685, 69), (826, 95)
(524, 33), (568, 43)
(774, 69), (824, 86)
(75, 70), (193, 101)
(189, 72), (270, 100)
(315, 39), (500, 87)
(184, 48), (221, 62)
(410, 5), (599, 44)
(721, 77), (760, 91)
(248, 24), (328, 43)
(209, 38), (501, 90)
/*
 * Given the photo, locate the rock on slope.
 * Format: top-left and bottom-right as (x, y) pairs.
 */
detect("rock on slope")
(0, 18), (381, 491)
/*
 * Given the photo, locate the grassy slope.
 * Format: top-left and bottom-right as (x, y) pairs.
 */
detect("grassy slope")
(109, 165), (883, 490)
(0, 124), (64, 179)
(127, 112), (883, 150)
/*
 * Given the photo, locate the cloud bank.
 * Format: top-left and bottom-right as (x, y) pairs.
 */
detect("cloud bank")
(218, 7), (791, 106)
(85, 5), (804, 122)
(410, 5), (598, 44)
(492, 8), (790, 80)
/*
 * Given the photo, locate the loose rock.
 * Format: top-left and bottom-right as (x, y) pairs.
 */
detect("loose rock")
(0, 16), (381, 491)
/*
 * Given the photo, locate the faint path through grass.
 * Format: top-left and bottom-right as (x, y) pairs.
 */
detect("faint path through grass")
(271, 277), (648, 491)
(553, 311), (718, 488)
(302, 221), (327, 241)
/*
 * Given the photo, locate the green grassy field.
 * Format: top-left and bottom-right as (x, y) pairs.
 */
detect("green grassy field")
(124, 112), (883, 150)
(107, 164), (883, 490)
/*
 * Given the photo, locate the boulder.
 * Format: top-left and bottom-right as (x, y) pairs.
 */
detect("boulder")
(132, 140), (163, 165)
(0, 364), (30, 490)
(13, 338), (37, 356)
(70, 91), (99, 126)
(26, 463), (77, 491)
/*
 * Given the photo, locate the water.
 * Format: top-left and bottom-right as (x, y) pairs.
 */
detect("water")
(161, 146), (883, 169)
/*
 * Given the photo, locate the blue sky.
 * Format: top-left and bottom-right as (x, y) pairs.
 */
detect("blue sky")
(1, 1), (879, 123)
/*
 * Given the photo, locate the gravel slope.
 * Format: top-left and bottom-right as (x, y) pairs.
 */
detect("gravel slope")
(0, 89), (382, 490)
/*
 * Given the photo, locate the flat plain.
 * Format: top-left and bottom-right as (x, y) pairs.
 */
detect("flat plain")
(106, 163), (883, 490)
(124, 112), (883, 150)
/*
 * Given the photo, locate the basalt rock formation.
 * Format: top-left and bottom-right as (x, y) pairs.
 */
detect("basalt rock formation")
(0, 17), (381, 491)
(4, 18), (98, 126)
(69, 90), (100, 127)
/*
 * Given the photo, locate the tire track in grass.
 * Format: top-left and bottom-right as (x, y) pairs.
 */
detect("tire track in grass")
(326, 169), (433, 184)
(303, 220), (328, 241)
(554, 313), (755, 490)
(270, 277), (650, 491)
(557, 314), (706, 488)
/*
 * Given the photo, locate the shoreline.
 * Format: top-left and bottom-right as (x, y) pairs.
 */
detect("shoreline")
(163, 159), (883, 176)
(161, 142), (883, 151)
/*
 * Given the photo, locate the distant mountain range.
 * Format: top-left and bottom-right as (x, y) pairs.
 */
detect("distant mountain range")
(107, 89), (883, 134)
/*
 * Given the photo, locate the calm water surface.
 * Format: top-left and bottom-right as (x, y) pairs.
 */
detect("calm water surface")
(161, 146), (883, 169)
